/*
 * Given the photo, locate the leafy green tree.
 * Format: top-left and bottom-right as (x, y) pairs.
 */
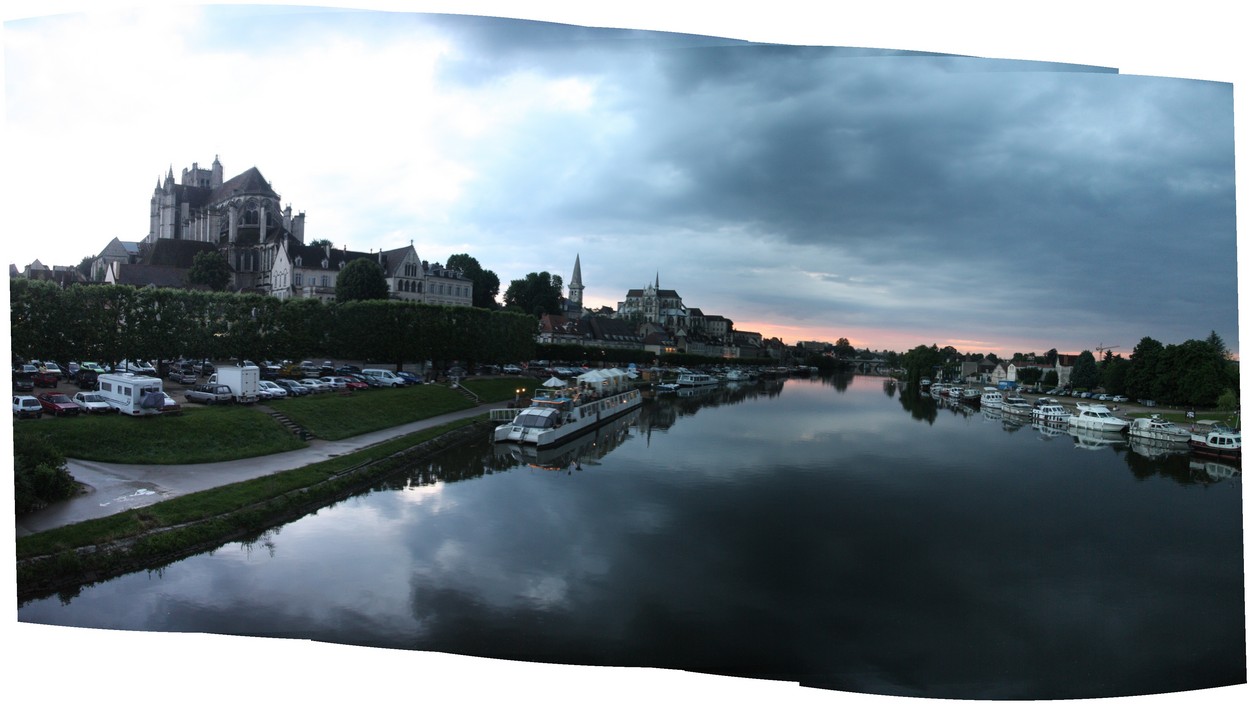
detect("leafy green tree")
(1070, 350), (1099, 390)
(309, 238), (333, 248)
(503, 271), (563, 317)
(1126, 337), (1165, 401)
(901, 344), (943, 388)
(187, 250), (232, 291)
(1098, 352), (1129, 395)
(833, 337), (856, 358)
(1017, 367), (1043, 385)
(447, 253), (501, 309)
(1042, 370), (1059, 387)
(335, 258), (390, 303)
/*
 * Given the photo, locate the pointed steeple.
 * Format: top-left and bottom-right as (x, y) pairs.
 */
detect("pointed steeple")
(572, 254), (582, 286)
(568, 254), (585, 315)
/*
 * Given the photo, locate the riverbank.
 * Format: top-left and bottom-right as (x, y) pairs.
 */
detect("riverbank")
(15, 414), (496, 603)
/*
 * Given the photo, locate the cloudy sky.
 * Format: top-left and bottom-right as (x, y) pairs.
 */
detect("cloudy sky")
(2, 1), (1242, 361)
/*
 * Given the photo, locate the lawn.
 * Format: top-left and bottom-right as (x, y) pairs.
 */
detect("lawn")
(10, 405), (306, 464)
(275, 384), (477, 440)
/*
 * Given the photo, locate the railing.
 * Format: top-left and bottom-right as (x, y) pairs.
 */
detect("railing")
(490, 408), (522, 422)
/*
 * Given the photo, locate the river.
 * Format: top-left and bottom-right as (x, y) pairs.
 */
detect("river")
(17, 375), (1246, 700)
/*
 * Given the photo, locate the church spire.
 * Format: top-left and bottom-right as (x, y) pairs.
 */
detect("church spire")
(568, 254), (585, 316)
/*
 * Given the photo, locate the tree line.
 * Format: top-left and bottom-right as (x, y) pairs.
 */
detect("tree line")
(9, 278), (537, 373)
(898, 332), (1238, 409)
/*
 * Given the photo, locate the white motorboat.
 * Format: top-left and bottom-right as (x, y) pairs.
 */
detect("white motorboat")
(1127, 415), (1190, 445)
(1068, 403), (1129, 432)
(1031, 400), (1072, 424)
(1001, 395), (1033, 417)
(980, 388), (1003, 408)
(948, 387), (963, 400)
(1187, 420), (1241, 460)
(959, 387), (981, 406)
(675, 372), (718, 387)
(723, 369), (750, 382)
(494, 369), (643, 447)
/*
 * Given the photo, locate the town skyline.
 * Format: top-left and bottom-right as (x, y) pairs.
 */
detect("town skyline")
(3, 3), (1241, 363)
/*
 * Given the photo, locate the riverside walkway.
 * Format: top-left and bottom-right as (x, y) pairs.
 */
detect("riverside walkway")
(16, 402), (510, 537)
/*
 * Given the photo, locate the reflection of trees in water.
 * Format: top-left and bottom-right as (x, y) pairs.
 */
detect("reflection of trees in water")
(814, 372), (853, 392)
(897, 387), (938, 424)
(638, 380), (784, 435)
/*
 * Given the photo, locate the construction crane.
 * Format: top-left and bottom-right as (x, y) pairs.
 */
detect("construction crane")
(1095, 343), (1119, 354)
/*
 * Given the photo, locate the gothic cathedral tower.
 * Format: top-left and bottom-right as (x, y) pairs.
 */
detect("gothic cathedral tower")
(568, 254), (585, 317)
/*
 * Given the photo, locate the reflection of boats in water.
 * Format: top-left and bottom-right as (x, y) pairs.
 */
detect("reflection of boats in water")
(494, 409), (641, 471)
(1128, 437), (1191, 460)
(1189, 457), (1240, 481)
(1032, 420), (1069, 439)
(677, 384), (720, 398)
(1068, 426), (1128, 450)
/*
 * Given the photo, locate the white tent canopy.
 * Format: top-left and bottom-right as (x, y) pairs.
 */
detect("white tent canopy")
(542, 376), (567, 388)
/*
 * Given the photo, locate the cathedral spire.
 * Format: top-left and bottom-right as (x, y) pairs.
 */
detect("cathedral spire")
(568, 254), (585, 316)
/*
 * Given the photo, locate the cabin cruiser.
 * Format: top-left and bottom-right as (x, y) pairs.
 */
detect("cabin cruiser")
(1127, 415), (1191, 445)
(675, 372), (718, 387)
(1187, 420), (1241, 460)
(979, 388), (1003, 408)
(1001, 395), (1033, 417)
(1067, 403), (1129, 432)
(1031, 399), (1072, 424)
(959, 387), (981, 406)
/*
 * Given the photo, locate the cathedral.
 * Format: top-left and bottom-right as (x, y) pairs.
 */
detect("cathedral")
(134, 157), (472, 305)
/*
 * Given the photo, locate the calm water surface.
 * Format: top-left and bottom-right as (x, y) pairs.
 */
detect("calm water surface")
(19, 376), (1246, 699)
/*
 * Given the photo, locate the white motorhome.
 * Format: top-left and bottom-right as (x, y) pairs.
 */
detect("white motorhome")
(208, 365), (261, 404)
(96, 372), (168, 416)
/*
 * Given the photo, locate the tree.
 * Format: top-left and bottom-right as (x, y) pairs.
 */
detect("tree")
(447, 253), (501, 309)
(1045, 348), (1058, 366)
(13, 435), (76, 514)
(76, 256), (94, 280)
(1126, 337), (1165, 401)
(335, 258), (390, 303)
(187, 250), (232, 291)
(833, 337), (856, 358)
(1070, 350), (1099, 390)
(309, 238), (334, 248)
(1098, 352), (1129, 395)
(503, 271), (563, 317)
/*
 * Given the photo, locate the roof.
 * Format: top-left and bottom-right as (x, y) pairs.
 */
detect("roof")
(212, 166), (279, 203)
(142, 239), (219, 268)
(113, 264), (190, 288)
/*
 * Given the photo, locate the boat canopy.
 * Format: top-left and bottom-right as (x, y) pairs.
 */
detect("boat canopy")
(577, 368), (631, 394)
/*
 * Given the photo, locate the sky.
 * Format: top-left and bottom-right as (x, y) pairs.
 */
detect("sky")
(2, 2), (1243, 362)
(3, 3), (1246, 703)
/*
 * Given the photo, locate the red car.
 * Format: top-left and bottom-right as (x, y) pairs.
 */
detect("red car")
(32, 370), (59, 388)
(37, 392), (82, 417)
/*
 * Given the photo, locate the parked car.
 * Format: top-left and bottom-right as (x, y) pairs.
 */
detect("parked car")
(72, 391), (114, 414)
(318, 376), (348, 390)
(1112, 395), (1128, 403)
(184, 383), (235, 404)
(32, 370), (59, 388)
(339, 376), (370, 391)
(361, 369), (406, 387)
(15, 363), (39, 376)
(275, 378), (311, 396)
(76, 369), (99, 390)
(13, 395), (43, 419)
(396, 371), (424, 385)
(117, 359), (157, 376)
(13, 372), (34, 392)
(193, 359), (216, 376)
(168, 365), (198, 384)
(503, 364), (523, 374)
(258, 380), (288, 399)
(299, 378), (331, 394)
(79, 362), (107, 375)
(298, 361), (321, 378)
(335, 364), (363, 375)
(39, 361), (65, 377)
(65, 362), (81, 380)
(37, 392), (82, 416)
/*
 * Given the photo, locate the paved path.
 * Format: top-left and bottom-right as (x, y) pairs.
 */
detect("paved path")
(16, 402), (511, 537)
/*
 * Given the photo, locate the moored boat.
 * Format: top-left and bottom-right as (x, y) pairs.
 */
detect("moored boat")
(675, 371), (718, 387)
(1127, 415), (1191, 445)
(494, 368), (643, 447)
(959, 387), (981, 406)
(980, 388), (1003, 408)
(1031, 399), (1072, 424)
(1068, 403), (1129, 433)
(1187, 420), (1241, 460)
(1001, 395), (1033, 417)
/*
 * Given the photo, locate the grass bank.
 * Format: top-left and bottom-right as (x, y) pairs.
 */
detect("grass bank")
(11, 405), (306, 464)
(276, 383), (477, 440)
(16, 416), (488, 602)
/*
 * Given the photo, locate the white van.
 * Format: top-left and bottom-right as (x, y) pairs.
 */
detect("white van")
(360, 369), (405, 387)
(96, 372), (168, 416)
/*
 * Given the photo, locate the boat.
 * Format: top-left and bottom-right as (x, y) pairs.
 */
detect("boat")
(1031, 399), (1072, 424)
(1067, 403), (1129, 433)
(959, 387), (981, 406)
(654, 382), (680, 393)
(979, 388), (1003, 408)
(1187, 420), (1241, 460)
(675, 371), (718, 387)
(1001, 395), (1033, 418)
(947, 387), (963, 401)
(723, 369), (751, 383)
(494, 368), (643, 447)
(1127, 415), (1190, 445)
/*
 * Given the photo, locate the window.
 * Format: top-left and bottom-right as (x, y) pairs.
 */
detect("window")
(321, 275), (329, 288)
(294, 273), (302, 286)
